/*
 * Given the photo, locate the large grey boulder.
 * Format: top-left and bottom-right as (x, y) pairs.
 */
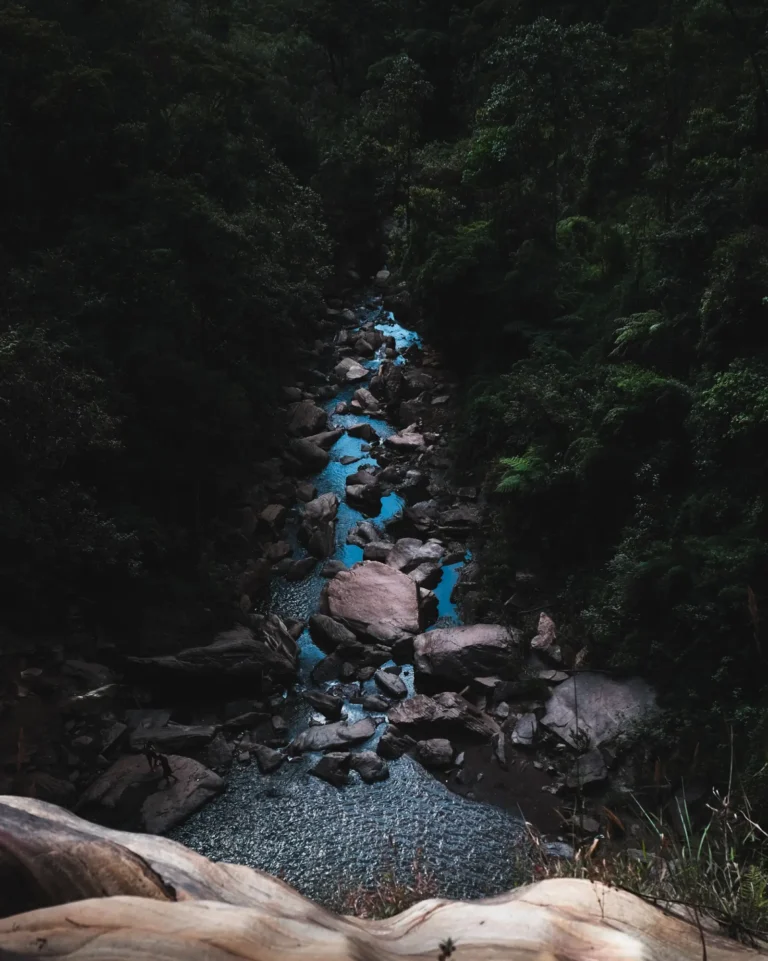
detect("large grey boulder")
(374, 669), (407, 699)
(288, 438), (330, 472)
(386, 538), (445, 573)
(77, 755), (224, 834)
(413, 624), (518, 686)
(300, 493), (339, 559)
(290, 717), (377, 754)
(334, 357), (369, 382)
(288, 400), (327, 437)
(127, 620), (298, 690)
(385, 425), (426, 453)
(388, 692), (500, 740)
(304, 429), (344, 451)
(325, 561), (421, 636)
(308, 614), (357, 651)
(541, 673), (656, 750)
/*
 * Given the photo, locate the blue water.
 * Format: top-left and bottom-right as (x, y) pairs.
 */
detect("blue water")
(172, 301), (525, 903)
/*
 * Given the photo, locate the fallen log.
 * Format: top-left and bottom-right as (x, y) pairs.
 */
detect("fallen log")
(0, 795), (763, 960)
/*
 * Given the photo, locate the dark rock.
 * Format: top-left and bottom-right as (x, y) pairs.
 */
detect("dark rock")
(62, 660), (114, 688)
(350, 751), (389, 783)
(334, 357), (368, 382)
(409, 561), (442, 590)
(288, 438), (330, 472)
(438, 504), (483, 534)
(259, 504), (287, 532)
(296, 481), (317, 503)
(510, 713), (538, 748)
(325, 561), (420, 636)
(285, 557), (317, 581)
(386, 537), (445, 573)
(566, 748), (608, 789)
(388, 692), (500, 740)
(300, 493), (339, 558)
(416, 738), (454, 769)
(303, 690), (344, 721)
(287, 400), (327, 437)
(304, 428), (344, 450)
(290, 717), (377, 753)
(362, 694), (390, 713)
(321, 560), (347, 578)
(348, 423), (378, 443)
(377, 725), (416, 760)
(385, 425), (426, 453)
(309, 614), (357, 651)
(253, 744), (284, 774)
(413, 624), (518, 686)
(309, 752), (351, 787)
(363, 541), (393, 562)
(374, 670), (407, 699)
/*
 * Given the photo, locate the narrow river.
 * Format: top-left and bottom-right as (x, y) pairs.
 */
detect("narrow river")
(171, 299), (527, 904)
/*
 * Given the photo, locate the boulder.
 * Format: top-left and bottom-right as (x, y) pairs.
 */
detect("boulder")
(566, 749), (608, 789)
(284, 557), (317, 581)
(300, 493), (339, 558)
(303, 691), (344, 721)
(321, 560), (346, 578)
(252, 744), (284, 774)
(374, 362), (405, 405)
(374, 268), (391, 287)
(403, 369), (434, 398)
(325, 561), (421, 636)
(354, 337), (375, 358)
(266, 541), (292, 563)
(309, 614), (357, 651)
(77, 755), (224, 834)
(281, 385), (303, 403)
(362, 694), (390, 713)
(376, 725), (415, 760)
(127, 620), (298, 690)
(350, 751), (389, 783)
(388, 692), (500, 740)
(352, 388), (381, 412)
(438, 504), (482, 534)
(385, 425), (426, 453)
(259, 504), (286, 532)
(346, 521), (381, 547)
(309, 752), (351, 788)
(304, 429), (344, 451)
(296, 481), (317, 503)
(416, 738), (454, 769)
(347, 422), (378, 443)
(288, 438), (330, 472)
(401, 500), (439, 535)
(541, 673), (656, 750)
(334, 357), (369, 382)
(362, 541), (393, 563)
(288, 401), (327, 437)
(386, 538), (445, 573)
(129, 724), (216, 755)
(413, 624), (517, 686)
(530, 613), (563, 665)
(290, 717), (377, 753)
(510, 713), (538, 748)
(408, 561), (442, 590)
(374, 669), (407, 699)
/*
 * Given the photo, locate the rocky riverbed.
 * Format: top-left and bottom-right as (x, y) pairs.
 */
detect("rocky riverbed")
(0, 271), (657, 904)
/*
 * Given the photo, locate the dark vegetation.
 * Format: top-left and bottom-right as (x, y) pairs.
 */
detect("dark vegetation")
(2, 0), (768, 798)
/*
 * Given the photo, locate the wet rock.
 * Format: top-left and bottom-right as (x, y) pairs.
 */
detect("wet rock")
(290, 717), (377, 753)
(325, 561), (421, 636)
(492, 731), (507, 766)
(311, 654), (343, 683)
(374, 669), (407, 699)
(127, 620), (298, 691)
(284, 557), (317, 581)
(100, 722), (128, 754)
(413, 624), (518, 686)
(401, 500), (439, 535)
(537, 669), (569, 684)
(347, 422), (378, 443)
(352, 388), (381, 412)
(375, 268), (391, 287)
(223, 711), (269, 732)
(347, 521), (381, 547)
(202, 734), (234, 773)
(362, 694), (390, 713)
(288, 400), (327, 437)
(388, 692), (500, 740)
(288, 438), (330, 472)
(23, 773), (77, 807)
(259, 504), (286, 532)
(346, 481), (382, 511)
(541, 673), (656, 750)
(304, 428), (344, 451)
(397, 469), (430, 503)
(350, 751), (389, 783)
(62, 660), (114, 687)
(416, 738), (454, 769)
(309, 614), (357, 652)
(566, 749), (608, 789)
(354, 336), (375, 358)
(347, 468), (379, 489)
(409, 561), (442, 590)
(438, 504), (483, 535)
(125, 709), (171, 732)
(386, 537), (445, 573)
(321, 560), (346, 578)
(310, 752), (351, 787)
(128, 724), (217, 755)
(281, 385), (303, 403)
(377, 725), (416, 760)
(300, 493), (339, 558)
(266, 541), (292, 563)
(334, 357), (369, 382)
(284, 618), (306, 641)
(303, 691), (344, 721)
(530, 613), (563, 665)
(340, 455), (359, 466)
(77, 755), (224, 834)
(62, 684), (120, 716)
(253, 744), (284, 774)
(363, 541), (393, 562)
(373, 361), (405, 405)
(510, 713), (538, 748)
(403, 369), (434, 398)
(385, 424), (426, 453)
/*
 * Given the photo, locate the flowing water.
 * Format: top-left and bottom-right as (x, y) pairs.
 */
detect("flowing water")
(171, 300), (526, 903)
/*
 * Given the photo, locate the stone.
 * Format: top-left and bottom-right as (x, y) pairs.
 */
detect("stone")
(321, 560), (346, 578)
(309, 614), (358, 651)
(325, 561), (421, 636)
(62, 684), (120, 716)
(510, 713), (538, 748)
(300, 493), (339, 558)
(416, 738), (454, 769)
(401, 500), (439, 535)
(62, 661), (114, 687)
(346, 521), (380, 547)
(346, 483), (382, 510)
(347, 468), (379, 489)
(354, 337), (375, 358)
(309, 752), (351, 787)
(303, 429), (344, 452)
(388, 692), (500, 740)
(266, 541), (292, 563)
(259, 504), (286, 532)
(281, 385), (303, 403)
(303, 691), (344, 721)
(374, 268), (391, 287)
(376, 725), (416, 760)
(23, 773), (77, 807)
(566, 749), (608, 789)
(100, 722), (128, 754)
(347, 422), (378, 442)
(536, 669), (569, 684)
(290, 717), (377, 753)
(385, 538), (445, 573)
(334, 357), (368, 382)
(385, 425), (426, 453)
(125, 709), (172, 732)
(540, 673), (656, 750)
(127, 620), (298, 690)
(253, 744), (284, 774)
(77, 755), (224, 834)
(530, 613), (564, 665)
(437, 504), (482, 534)
(413, 624), (518, 686)
(202, 734), (234, 773)
(340, 455), (359, 466)
(296, 481), (317, 503)
(374, 670), (407, 699)
(288, 438), (330, 472)
(492, 731), (507, 766)
(408, 562), (442, 590)
(350, 751), (389, 783)
(352, 388), (381, 412)
(362, 694), (390, 713)
(363, 541), (393, 562)
(285, 557), (316, 581)
(403, 369), (434, 398)
(287, 400), (327, 437)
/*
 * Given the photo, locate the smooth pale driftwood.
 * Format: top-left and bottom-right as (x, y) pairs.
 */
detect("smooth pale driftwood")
(0, 796), (765, 961)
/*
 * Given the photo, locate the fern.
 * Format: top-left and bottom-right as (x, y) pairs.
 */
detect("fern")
(496, 449), (547, 493)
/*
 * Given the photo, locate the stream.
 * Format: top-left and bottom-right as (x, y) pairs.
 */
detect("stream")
(171, 300), (527, 904)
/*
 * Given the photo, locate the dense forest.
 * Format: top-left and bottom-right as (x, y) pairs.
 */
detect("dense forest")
(2, 0), (768, 792)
